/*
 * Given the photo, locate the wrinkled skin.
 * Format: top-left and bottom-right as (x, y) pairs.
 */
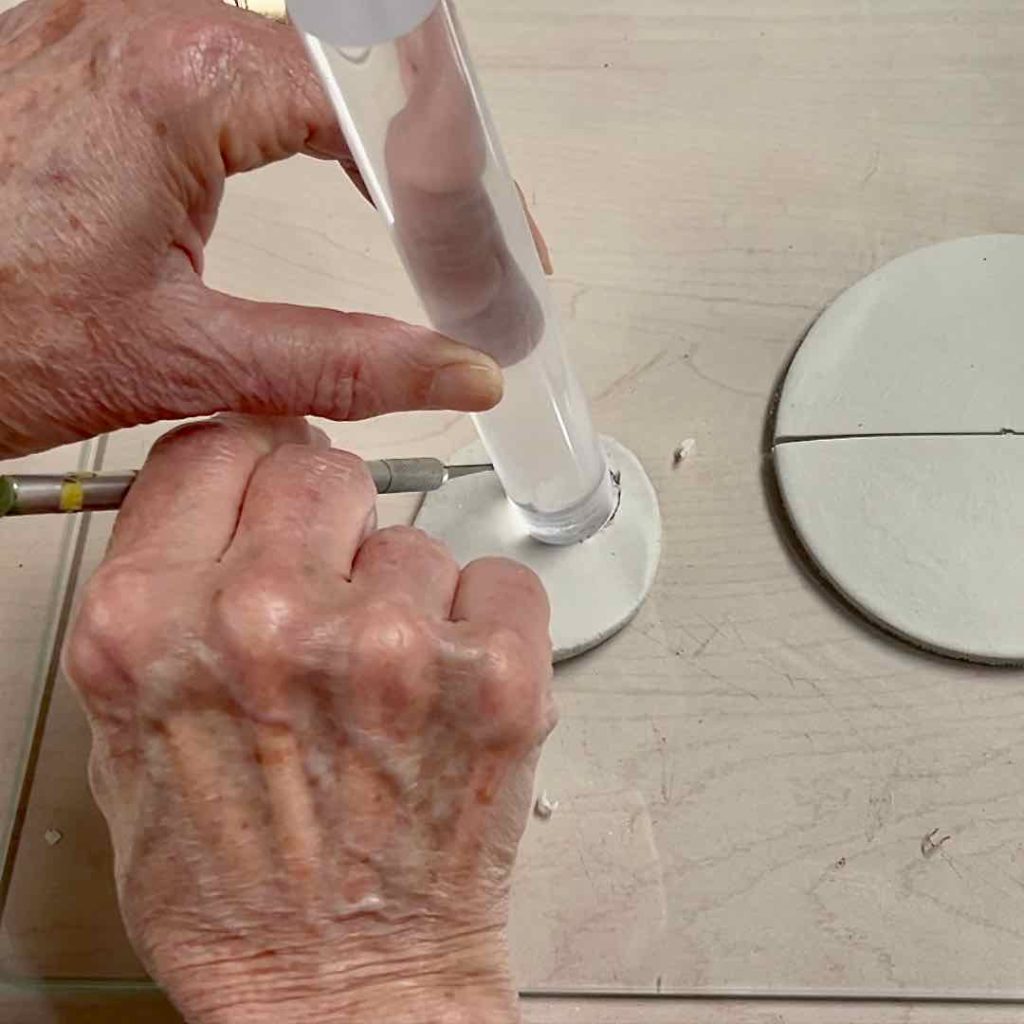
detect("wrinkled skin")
(65, 415), (556, 1024)
(0, 0), (505, 458)
(8, 4), (558, 1019)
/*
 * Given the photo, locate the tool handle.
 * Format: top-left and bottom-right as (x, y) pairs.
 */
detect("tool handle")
(370, 458), (446, 494)
(0, 459), (456, 515)
(5, 472), (137, 514)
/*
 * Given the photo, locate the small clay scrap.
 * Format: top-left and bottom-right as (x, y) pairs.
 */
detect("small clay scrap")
(920, 827), (950, 859)
(44, 828), (63, 847)
(673, 439), (696, 467)
(533, 791), (559, 821)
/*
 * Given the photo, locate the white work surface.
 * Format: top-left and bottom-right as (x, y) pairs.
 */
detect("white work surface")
(5, 0), (1024, 1020)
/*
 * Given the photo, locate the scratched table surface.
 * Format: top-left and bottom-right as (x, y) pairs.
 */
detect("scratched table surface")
(5, 0), (1024, 1020)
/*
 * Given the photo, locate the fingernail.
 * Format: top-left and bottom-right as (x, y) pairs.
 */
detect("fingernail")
(516, 180), (553, 275)
(428, 361), (504, 411)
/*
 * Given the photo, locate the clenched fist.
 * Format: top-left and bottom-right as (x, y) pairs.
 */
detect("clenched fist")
(65, 416), (555, 1024)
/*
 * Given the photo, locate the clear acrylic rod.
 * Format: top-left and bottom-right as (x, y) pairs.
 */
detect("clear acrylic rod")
(290, 0), (615, 543)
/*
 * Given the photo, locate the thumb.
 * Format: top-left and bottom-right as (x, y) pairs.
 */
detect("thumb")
(155, 284), (504, 421)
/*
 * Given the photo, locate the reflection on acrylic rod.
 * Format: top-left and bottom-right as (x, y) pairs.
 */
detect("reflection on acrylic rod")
(291, 0), (616, 544)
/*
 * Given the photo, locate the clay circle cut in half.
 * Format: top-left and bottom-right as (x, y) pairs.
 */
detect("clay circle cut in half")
(772, 235), (1024, 664)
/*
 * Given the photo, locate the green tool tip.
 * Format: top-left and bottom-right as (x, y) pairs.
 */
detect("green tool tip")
(0, 477), (14, 517)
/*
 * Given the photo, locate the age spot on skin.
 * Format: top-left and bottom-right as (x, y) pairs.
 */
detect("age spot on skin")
(38, 0), (85, 50)
(87, 39), (114, 88)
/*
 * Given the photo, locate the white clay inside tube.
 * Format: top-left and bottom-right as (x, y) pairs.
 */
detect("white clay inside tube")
(294, 1), (615, 544)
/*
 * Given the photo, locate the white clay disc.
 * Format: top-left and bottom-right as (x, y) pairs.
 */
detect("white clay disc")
(773, 235), (1024, 663)
(416, 437), (662, 662)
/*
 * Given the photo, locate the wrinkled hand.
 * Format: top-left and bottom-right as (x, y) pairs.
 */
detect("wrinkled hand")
(0, 0), (503, 458)
(65, 415), (555, 1024)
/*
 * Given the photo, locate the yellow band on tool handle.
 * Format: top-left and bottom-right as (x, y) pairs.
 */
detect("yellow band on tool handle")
(59, 473), (96, 513)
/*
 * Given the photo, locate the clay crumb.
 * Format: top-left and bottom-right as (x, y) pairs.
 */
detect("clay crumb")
(673, 439), (696, 467)
(44, 828), (63, 847)
(920, 827), (950, 859)
(834, 856), (846, 869)
(533, 791), (559, 821)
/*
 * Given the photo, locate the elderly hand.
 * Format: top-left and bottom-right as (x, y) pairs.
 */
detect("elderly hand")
(64, 415), (555, 1024)
(0, 0), (503, 459)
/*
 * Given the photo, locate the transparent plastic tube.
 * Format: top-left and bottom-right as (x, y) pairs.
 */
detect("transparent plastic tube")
(289, 0), (615, 544)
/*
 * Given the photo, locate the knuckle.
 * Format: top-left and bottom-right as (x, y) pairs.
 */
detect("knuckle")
(470, 556), (549, 610)
(469, 555), (534, 579)
(72, 558), (155, 668)
(63, 624), (107, 694)
(270, 444), (374, 497)
(130, 16), (246, 107)
(321, 447), (373, 486)
(374, 524), (429, 547)
(212, 568), (311, 665)
(343, 601), (435, 727)
(331, 336), (381, 420)
(149, 417), (252, 462)
(347, 599), (429, 671)
(66, 558), (167, 706)
(471, 626), (549, 744)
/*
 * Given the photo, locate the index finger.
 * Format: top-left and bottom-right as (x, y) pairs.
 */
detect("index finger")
(107, 416), (324, 564)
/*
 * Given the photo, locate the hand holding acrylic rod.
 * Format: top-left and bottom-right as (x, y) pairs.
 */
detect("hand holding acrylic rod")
(0, 459), (493, 517)
(292, 0), (616, 543)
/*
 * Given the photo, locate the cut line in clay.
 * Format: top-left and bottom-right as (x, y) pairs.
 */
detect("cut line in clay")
(772, 235), (1024, 665)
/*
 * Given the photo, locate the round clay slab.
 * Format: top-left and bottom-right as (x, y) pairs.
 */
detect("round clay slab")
(416, 437), (662, 662)
(776, 435), (1024, 663)
(773, 235), (1024, 663)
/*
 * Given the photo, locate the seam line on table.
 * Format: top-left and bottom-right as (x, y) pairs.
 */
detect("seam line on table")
(0, 433), (108, 917)
(521, 989), (1024, 1004)
(6, 979), (1024, 1006)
